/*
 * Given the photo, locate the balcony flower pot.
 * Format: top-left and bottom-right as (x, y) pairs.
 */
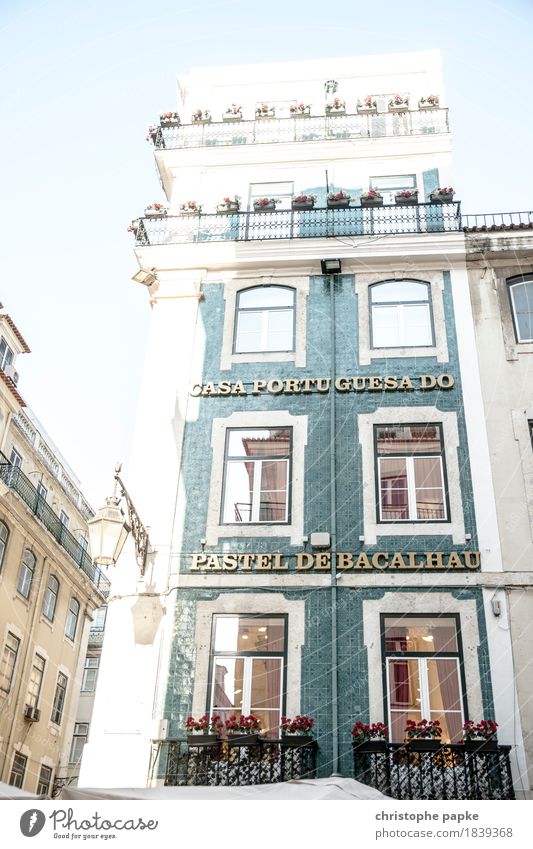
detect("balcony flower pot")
(290, 104), (311, 118)
(223, 114), (242, 122)
(291, 200), (314, 210)
(361, 191), (384, 208)
(464, 739), (498, 753)
(326, 98), (346, 115)
(192, 110), (211, 124)
(226, 733), (260, 746)
(216, 202), (240, 214)
(353, 740), (388, 754)
(395, 191), (418, 205)
(187, 734), (220, 746)
(223, 105), (243, 122)
(388, 97), (409, 113)
(327, 198), (351, 208)
(144, 205), (167, 218)
(419, 96), (440, 110)
(281, 735), (314, 747)
(408, 739), (442, 752)
(430, 189), (455, 204)
(253, 200), (277, 212)
(255, 104), (275, 119)
(160, 112), (180, 127)
(357, 98), (377, 115)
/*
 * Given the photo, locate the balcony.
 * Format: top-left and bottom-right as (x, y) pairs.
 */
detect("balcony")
(0, 463), (110, 598)
(151, 738), (317, 787)
(88, 625), (106, 647)
(133, 202), (462, 247)
(148, 108), (450, 150)
(353, 743), (515, 800)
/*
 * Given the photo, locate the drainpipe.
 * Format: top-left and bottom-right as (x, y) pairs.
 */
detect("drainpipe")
(329, 273), (339, 774)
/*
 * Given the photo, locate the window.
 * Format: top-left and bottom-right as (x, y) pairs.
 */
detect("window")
(42, 575), (59, 622)
(248, 181), (293, 211)
(0, 520), (9, 572)
(370, 280), (433, 348)
(0, 337), (14, 371)
(59, 510), (70, 529)
(50, 672), (68, 725)
(37, 764), (52, 795)
(9, 752), (27, 789)
(17, 549), (36, 598)
(370, 174), (417, 205)
(26, 654), (45, 709)
(69, 722), (89, 765)
(36, 481), (48, 501)
(234, 286), (295, 354)
(0, 632), (20, 692)
(9, 448), (22, 468)
(65, 598), (80, 641)
(81, 656), (99, 692)
(222, 428), (291, 523)
(376, 424), (447, 521)
(508, 276), (533, 342)
(210, 615), (286, 738)
(383, 615), (465, 743)
(92, 606), (107, 630)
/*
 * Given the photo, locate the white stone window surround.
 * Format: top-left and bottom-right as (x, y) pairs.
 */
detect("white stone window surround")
(191, 593), (305, 721)
(205, 409), (307, 545)
(220, 275), (309, 371)
(363, 593), (483, 726)
(356, 271), (449, 365)
(358, 406), (466, 544)
(495, 269), (533, 360)
(513, 406), (533, 541)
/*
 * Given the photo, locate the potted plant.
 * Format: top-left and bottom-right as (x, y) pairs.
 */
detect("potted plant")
(357, 96), (377, 115)
(388, 94), (409, 113)
(360, 189), (384, 208)
(146, 125), (160, 143)
(216, 195), (241, 214)
(225, 714), (261, 745)
(186, 714), (224, 746)
(395, 189), (418, 205)
(280, 714), (315, 746)
(327, 190), (351, 209)
(429, 186), (455, 204)
(462, 719), (499, 752)
(144, 202), (168, 218)
(419, 94), (440, 110)
(127, 219), (140, 234)
(255, 103), (275, 118)
(179, 200), (202, 215)
(326, 97), (346, 115)
(405, 719), (442, 751)
(352, 721), (389, 753)
(291, 193), (317, 210)
(253, 197), (279, 212)
(290, 102), (311, 118)
(191, 109), (211, 124)
(223, 104), (243, 122)
(160, 111), (180, 127)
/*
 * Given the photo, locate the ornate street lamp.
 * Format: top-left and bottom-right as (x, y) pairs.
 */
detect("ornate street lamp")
(88, 464), (150, 575)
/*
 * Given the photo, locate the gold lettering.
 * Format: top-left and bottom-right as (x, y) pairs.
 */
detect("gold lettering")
(407, 552), (418, 568)
(419, 374), (437, 390)
(256, 553), (272, 571)
(191, 553), (207, 570)
(335, 377), (351, 392)
(424, 552), (444, 569)
(464, 551), (481, 570)
(231, 380), (246, 396)
(388, 553), (406, 570)
(206, 554), (222, 571)
(202, 381), (216, 396)
(398, 376), (414, 391)
(284, 379), (301, 394)
(301, 379), (314, 394)
(353, 553), (371, 570)
(315, 378), (331, 393)
(371, 552), (389, 569)
(296, 552), (315, 570)
(267, 379), (284, 394)
(240, 554), (254, 571)
(367, 377), (383, 391)
(353, 377), (366, 392)
(437, 374), (455, 389)
(218, 381), (232, 395)
(272, 553), (289, 570)
(314, 552), (331, 570)
(190, 384), (203, 397)
(337, 552), (354, 570)
(252, 380), (267, 395)
(384, 376), (398, 390)
(222, 553), (238, 571)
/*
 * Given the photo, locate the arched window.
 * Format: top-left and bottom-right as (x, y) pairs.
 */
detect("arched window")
(0, 521), (9, 573)
(42, 575), (59, 622)
(17, 549), (35, 599)
(65, 598), (80, 641)
(370, 279), (433, 348)
(508, 276), (533, 342)
(234, 286), (295, 353)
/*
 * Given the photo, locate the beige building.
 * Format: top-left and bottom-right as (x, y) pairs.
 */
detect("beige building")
(0, 310), (109, 796)
(466, 227), (533, 798)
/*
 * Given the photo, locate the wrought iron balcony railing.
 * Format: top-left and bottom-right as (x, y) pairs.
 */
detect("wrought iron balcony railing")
(353, 742), (514, 800)
(151, 738), (317, 787)
(462, 210), (533, 232)
(133, 202), (461, 246)
(88, 625), (106, 647)
(0, 463), (110, 598)
(148, 108), (450, 150)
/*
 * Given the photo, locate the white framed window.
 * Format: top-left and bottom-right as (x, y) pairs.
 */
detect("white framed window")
(0, 337), (14, 371)
(42, 575), (59, 622)
(376, 424), (448, 522)
(0, 520), (9, 572)
(9, 752), (27, 789)
(36, 481), (48, 501)
(370, 174), (417, 204)
(69, 722), (89, 765)
(50, 672), (68, 725)
(370, 279), (433, 348)
(222, 427), (291, 524)
(59, 510), (70, 528)
(508, 276), (533, 343)
(17, 549), (36, 599)
(65, 598), (80, 641)
(0, 632), (20, 692)
(383, 615), (465, 743)
(210, 615), (286, 739)
(248, 181), (293, 211)
(26, 653), (45, 709)
(234, 286), (295, 354)
(81, 656), (99, 692)
(36, 764), (53, 795)
(9, 448), (22, 468)
(91, 606), (107, 630)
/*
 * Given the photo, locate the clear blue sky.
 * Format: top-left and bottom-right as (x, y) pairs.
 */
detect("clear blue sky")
(1, 0), (532, 506)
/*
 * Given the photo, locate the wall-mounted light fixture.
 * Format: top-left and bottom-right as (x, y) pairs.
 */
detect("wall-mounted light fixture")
(321, 258), (342, 275)
(132, 267), (157, 287)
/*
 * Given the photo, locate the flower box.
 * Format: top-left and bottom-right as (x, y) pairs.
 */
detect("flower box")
(395, 192), (418, 205)
(327, 198), (351, 208)
(361, 197), (384, 208)
(326, 106), (346, 115)
(353, 740), (388, 753)
(463, 739), (498, 753)
(180, 209), (201, 216)
(408, 739), (442, 752)
(187, 734), (220, 746)
(160, 113), (180, 127)
(280, 735), (314, 747)
(226, 733), (260, 746)
(291, 199), (315, 210)
(388, 98), (409, 113)
(223, 113), (242, 122)
(192, 111), (211, 124)
(357, 105), (378, 115)
(430, 191), (454, 204)
(253, 201), (276, 212)
(216, 202), (240, 214)
(419, 97), (439, 111)
(255, 105), (275, 119)
(144, 207), (167, 218)
(290, 104), (311, 118)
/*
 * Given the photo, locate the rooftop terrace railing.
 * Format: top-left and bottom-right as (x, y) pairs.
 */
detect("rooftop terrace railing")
(0, 463), (110, 598)
(133, 201), (462, 246)
(148, 108), (450, 150)
(462, 210), (533, 232)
